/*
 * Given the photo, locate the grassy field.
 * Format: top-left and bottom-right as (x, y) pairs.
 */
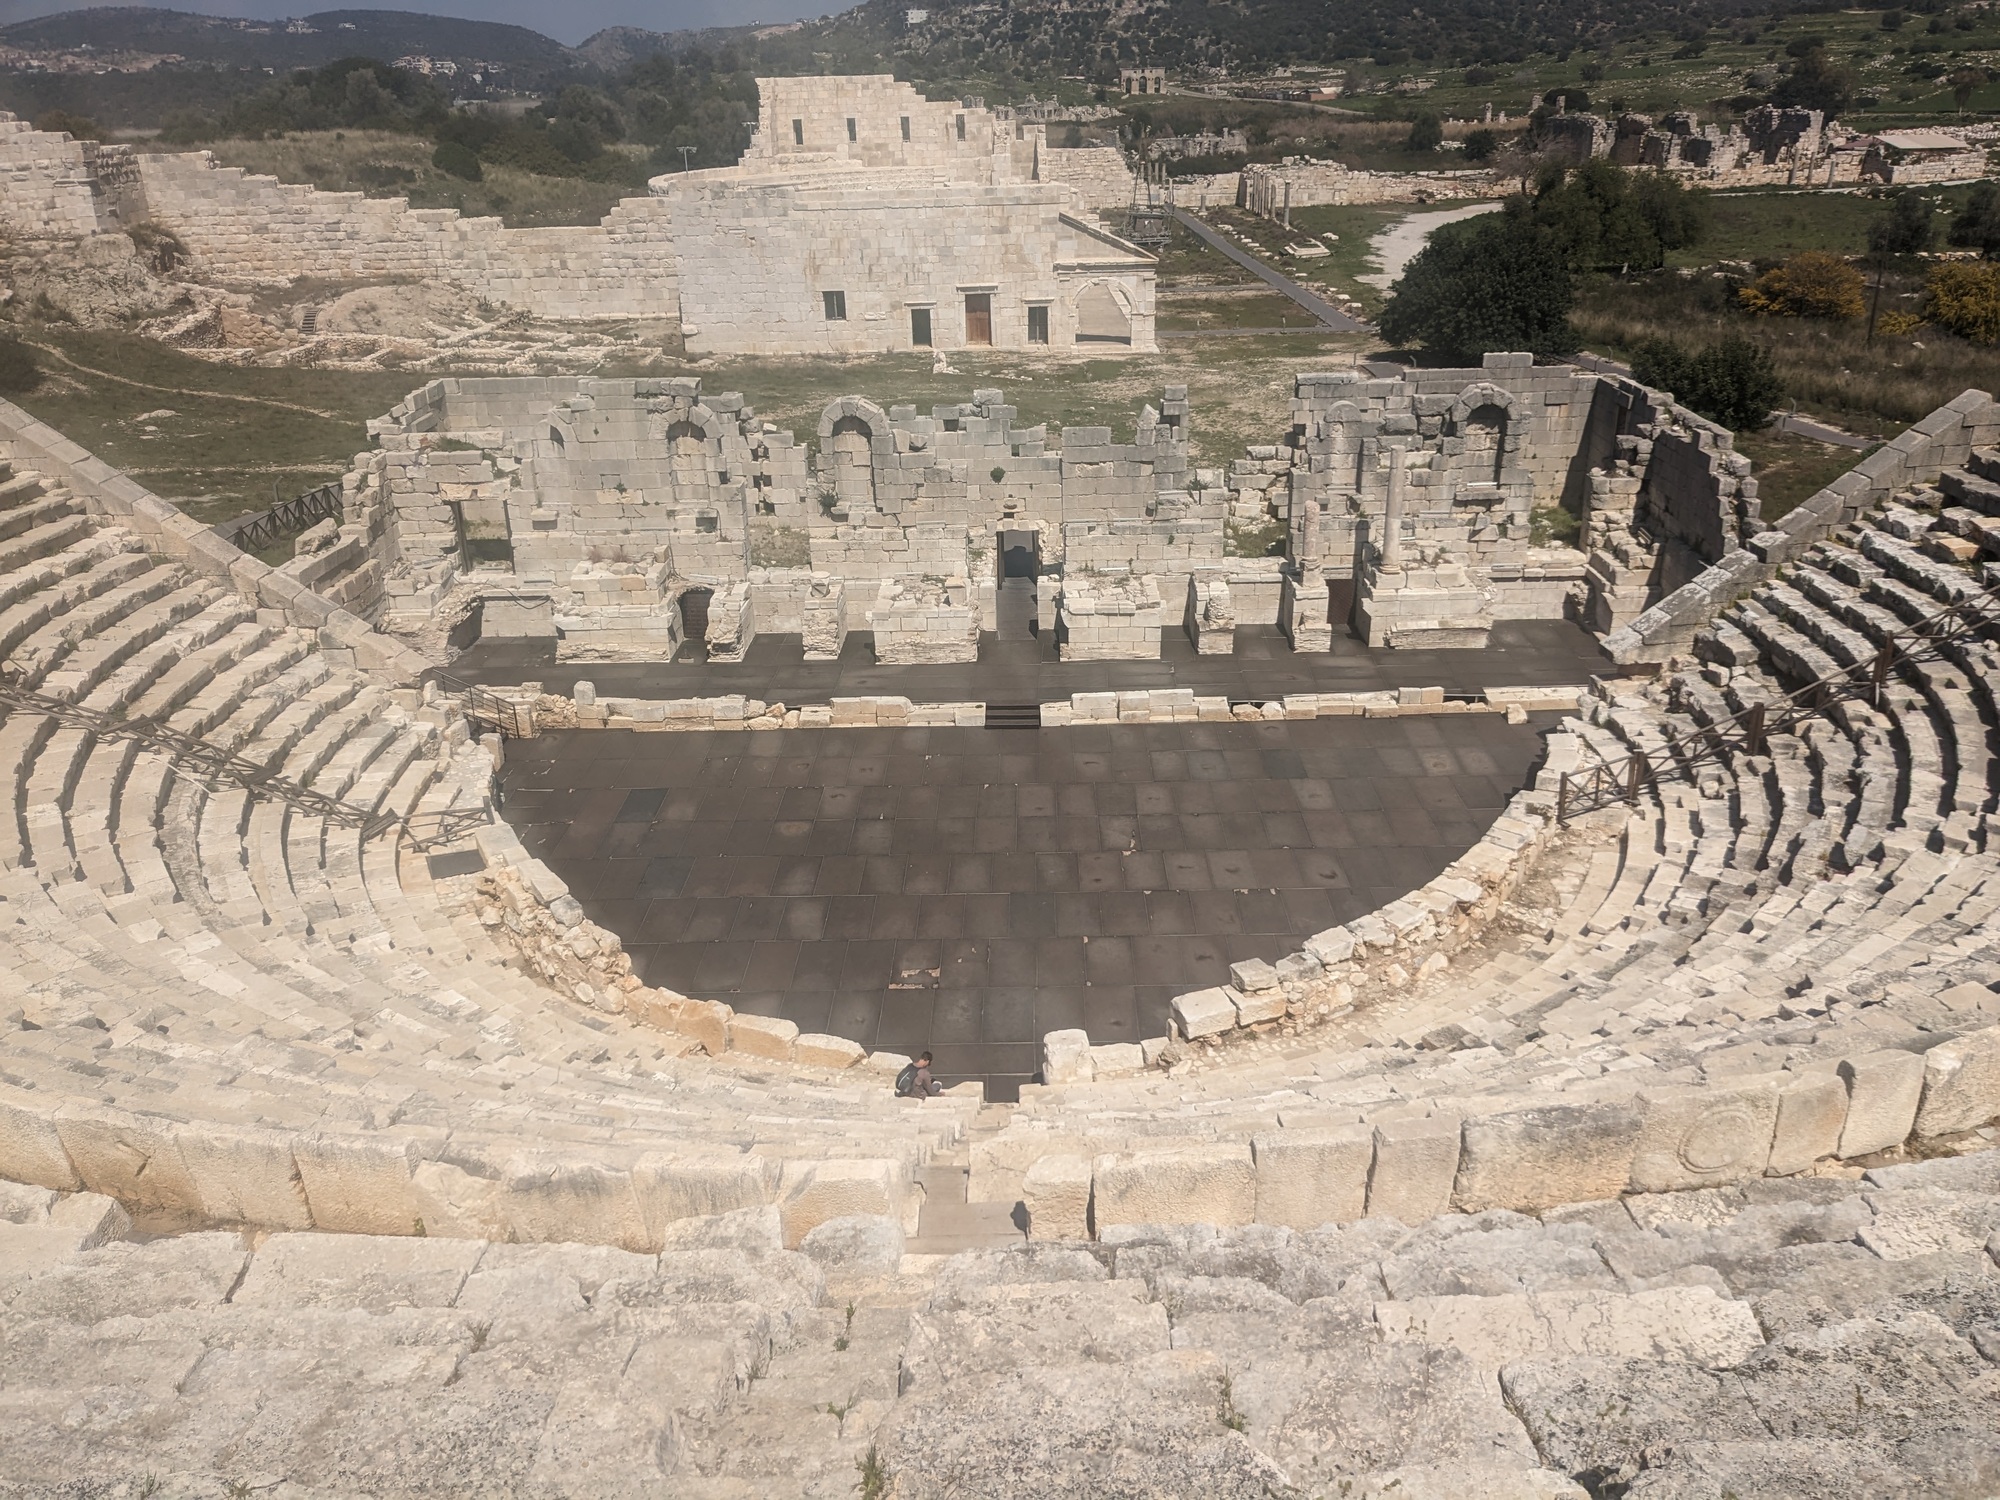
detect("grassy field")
(8, 329), (426, 525)
(1157, 286), (1324, 332)
(184, 131), (645, 229)
(1670, 184), (1988, 266)
(1734, 427), (1879, 521)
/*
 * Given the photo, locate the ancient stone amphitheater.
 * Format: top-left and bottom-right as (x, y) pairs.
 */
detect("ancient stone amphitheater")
(4, 380), (2000, 1497)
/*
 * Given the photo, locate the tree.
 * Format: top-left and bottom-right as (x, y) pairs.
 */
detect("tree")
(1462, 128), (1499, 162)
(1738, 251), (1866, 319)
(1378, 209), (1577, 361)
(1868, 189), (1936, 256)
(1528, 160), (1707, 271)
(1406, 112), (1443, 151)
(32, 110), (102, 141)
(1923, 262), (2000, 344)
(1948, 67), (1989, 114)
(432, 140), (483, 181)
(1771, 44), (1855, 114)
(1632, 337), (1784, 431)
(1948, 180), (2000, 258)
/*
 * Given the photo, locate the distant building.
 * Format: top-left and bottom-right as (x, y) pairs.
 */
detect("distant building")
(1121, 67), (1166, 96)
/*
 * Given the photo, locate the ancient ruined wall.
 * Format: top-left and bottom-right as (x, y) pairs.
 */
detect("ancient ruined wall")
(1239, 159), (1498, 212)
(1037, 144), (1137, 212)
(1288, 354), (1600, 583)
(739, 74), (1032, 183)
(659, 175), (1155, 356)
(0, 115), (113, 238)
(130, 152), (682, 322)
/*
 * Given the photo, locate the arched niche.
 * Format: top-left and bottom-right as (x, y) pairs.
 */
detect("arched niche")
(817, 397), (892, 516)
(1074, 281), (1134, 345)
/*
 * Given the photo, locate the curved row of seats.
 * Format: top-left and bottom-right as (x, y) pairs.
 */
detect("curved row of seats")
(982, 447), (2000, 1212)
(0, 448), (980, 1249)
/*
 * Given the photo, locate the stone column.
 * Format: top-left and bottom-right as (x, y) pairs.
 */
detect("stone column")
(1382, 458), (1406, 570)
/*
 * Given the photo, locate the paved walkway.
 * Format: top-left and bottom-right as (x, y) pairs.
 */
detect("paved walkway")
(500, 711), (1557, 1101)
(449, 620), (1615, 705)
(1170, 210), (1366, 331)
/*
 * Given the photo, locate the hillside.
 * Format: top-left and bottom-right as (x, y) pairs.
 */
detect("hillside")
(0, 7), (575, 71)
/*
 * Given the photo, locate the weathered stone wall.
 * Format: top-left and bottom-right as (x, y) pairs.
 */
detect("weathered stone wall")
(1038, 144), (1137, 212)
(1240, 158), (1499, 211)
(0, 115), (120, 237)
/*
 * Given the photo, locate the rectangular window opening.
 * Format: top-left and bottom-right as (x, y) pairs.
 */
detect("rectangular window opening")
(1027, 305), (1049, 344)
(791, 118), (804, 145)
(823, 290), (847, 321)
(911, 307), (932, 347)
(846, 116), (857, 142)
(900, 115), (911, 142)
(955, 114), (966, 141)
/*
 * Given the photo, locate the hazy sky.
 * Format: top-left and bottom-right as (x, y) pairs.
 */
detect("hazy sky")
(0, 1), (837, 47)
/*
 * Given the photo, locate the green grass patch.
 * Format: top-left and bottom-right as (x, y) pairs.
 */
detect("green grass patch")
(1671, 185), (1989, 267)
(1157, 288), (1324, 332)
(1735, 428), (1881, 522)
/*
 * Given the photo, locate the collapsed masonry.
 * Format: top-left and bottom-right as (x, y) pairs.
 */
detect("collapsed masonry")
(0, 77), (1154, 358)
(284, 355), (1760, 665)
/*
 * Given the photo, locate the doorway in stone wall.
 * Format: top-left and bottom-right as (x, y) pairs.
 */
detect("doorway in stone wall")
(964, 293), (993, 346)
(678, 586), (713, 658)
(997, 527), (1037, 641)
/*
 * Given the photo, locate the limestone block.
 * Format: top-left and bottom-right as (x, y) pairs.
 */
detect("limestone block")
(176, 1122), (314, 1231)
(1042, 1029), (1094, 1085)
(667, 996), (733, 1055)
(234, 1230), (483, 1311)
(1229, 985), (1286, 1026)
(1091, 1145), (1255, 1229)
(779, 1158), (909, 1246)
(1376, 1286), (1765, 1371)
(1767, 1072), (1849, 1175)
(1023, 1153), (1093, 1241)
(54, 1105), (202, 1217)
(1453, 1101), (1644, 1214)
(1171, 986), (1237, 1040)
(1252, 1126), (1373, 1230)
(726, 1012), (799, 1061)
(291, 1131), (433, 1237)
(794, 1033), (866, 1069)
(630, 1154), (781, 1248)
(0, 1090), (81, 1192)
(1229, 957), (1280, 992)
(800, 1214), (906, 1272)
(1628, 1079), (1780, 1194)
(1913, 1024), (2000, 1138)
(1089, 1043), (1145, 1078)
(1837, 1049), (1927, 1157)
(1366, 1115), (1461, 1223)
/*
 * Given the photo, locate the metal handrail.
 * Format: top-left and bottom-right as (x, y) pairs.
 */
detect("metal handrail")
(429, 670), (535, 740)
(0, 669), (401, 842)
(214, 481), (344, 554)
(1557, 582), (2000, 822)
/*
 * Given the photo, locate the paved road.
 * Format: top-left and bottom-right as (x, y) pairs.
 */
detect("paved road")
(1358, 201), (1502, 291)
(1170, 209), (1368, 331)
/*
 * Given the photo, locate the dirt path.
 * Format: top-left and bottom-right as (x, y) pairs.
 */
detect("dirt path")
(1359, 202), (1503, 292)
(24, 341), (345, 420)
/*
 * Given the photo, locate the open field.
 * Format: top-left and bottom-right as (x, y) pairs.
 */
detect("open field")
(1670, 184), (1988, 266)
(1734, 425), (1881, 520)
(183, 131), (646, 229)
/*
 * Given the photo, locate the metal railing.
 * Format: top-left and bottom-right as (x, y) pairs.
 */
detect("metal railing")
(0, 668), (402, 842)
(213, 481), (344, 555)
(429, 670), (536, 740)
(1556, 583), (2000, 823)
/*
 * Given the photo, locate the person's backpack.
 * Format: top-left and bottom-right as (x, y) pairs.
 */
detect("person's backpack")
(894, 1062), (919, 1097)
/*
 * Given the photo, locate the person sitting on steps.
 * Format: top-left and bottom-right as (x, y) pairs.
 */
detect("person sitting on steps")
(895, 1051), (943, 1097)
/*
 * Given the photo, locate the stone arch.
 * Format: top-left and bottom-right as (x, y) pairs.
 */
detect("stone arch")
(1074, 281), (1134, 345)
(1445, 383), (1527, 488)
(652, 402), (726, 502)
(817, 397), (892, 515)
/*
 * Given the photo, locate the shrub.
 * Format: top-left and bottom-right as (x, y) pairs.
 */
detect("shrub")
(33, 110), (103, 141)
(1406, 112), (1443, 152)
(1462, 128), (1499, 162)
(1922, 262), (2000, 345)
(1948, 180), (2000, 258)
(1737, 251), (1866, 319)
(0, 337), (43, 397)
(1867, 189), (1936, 256)
(126, 221), (187, 274)
(432, 140), (483, 181)
(1379, 209), (1577, 361)
(1632, 336), (1785, 431)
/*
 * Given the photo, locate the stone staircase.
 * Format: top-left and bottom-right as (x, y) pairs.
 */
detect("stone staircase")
(0, 447), (980, 1249)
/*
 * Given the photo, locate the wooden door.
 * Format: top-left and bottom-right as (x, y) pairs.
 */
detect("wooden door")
(965, 293), (993, 346)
